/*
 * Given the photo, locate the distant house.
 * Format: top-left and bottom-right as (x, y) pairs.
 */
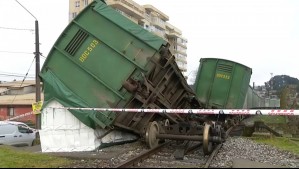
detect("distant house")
(0, 80), (43, 126)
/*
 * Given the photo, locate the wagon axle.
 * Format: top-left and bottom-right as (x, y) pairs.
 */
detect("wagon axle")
(145, 121), (225, 155)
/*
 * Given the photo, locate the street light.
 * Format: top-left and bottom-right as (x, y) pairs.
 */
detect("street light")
(15, 0), (41, 129)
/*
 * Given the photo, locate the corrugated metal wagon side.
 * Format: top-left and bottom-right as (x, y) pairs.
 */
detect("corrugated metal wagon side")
(40, 0), (200, 135)
(194, 58), (252, 109)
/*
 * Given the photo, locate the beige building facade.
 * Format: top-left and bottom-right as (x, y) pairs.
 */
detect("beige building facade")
(69, 0), (188, 78)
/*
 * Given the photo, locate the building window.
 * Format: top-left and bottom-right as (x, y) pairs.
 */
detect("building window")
(72, 12), (77, 19)
(83, 0), (89, 7)
(8, 107), (14, 116)
(75, 1), (80, 7)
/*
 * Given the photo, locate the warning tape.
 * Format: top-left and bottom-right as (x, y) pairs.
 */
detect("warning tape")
(45, 107), (299, 116)
(1, 121), (38, 132)
(5, 111), (34, 121)
(4, 108), (298, 122)
(2, 111), (38, 131)
(2, 107), (296, 132)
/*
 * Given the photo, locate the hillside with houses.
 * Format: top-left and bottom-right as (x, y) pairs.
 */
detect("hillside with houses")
(255, 75), (299, 109)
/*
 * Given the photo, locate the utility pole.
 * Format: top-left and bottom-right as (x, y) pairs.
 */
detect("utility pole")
(35, 20), (41, 130)
(15, 0), (41, 129)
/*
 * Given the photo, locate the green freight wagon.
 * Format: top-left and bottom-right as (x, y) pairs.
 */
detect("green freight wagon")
(40, 0), (200, 135)
(244, 86), (265, 108)
(194, 58), (252, 109)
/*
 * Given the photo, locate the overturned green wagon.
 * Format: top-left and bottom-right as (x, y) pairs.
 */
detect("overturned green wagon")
(40, 0), (228, 154)
(40, 0), (201, 134)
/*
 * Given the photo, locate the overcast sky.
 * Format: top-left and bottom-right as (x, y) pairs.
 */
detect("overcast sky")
(1, 0), (298, 86)
(0, 0), (69, 82)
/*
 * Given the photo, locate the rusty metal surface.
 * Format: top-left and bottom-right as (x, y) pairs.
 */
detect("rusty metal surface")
(113, 47), (203, 135)
(204, 143), (223, 168)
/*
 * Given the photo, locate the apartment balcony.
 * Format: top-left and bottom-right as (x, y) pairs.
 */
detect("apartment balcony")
(178, 66), (187, 73)
(152, 21), (166, 30)
(166, 23), (182, 38)
(140, 17), (150, 25)
(166, 31), (181, 38)
(175, 58), (187, 64)
(172, 42), (187, 50)
(143, 5), (169, 21)
(172, 49), (187, 56)
(151, 31), (167, 41)
(106, 0), (145, 20)
(151, 17), (166, 30)
(174, 55), (187, 64)
(115, 9), (139, 24)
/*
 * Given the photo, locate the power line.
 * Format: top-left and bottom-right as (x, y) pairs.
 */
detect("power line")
(40, 53), (46, 59)
(0, 26), (34, 32)
(15, 0), (37, 20)
(0, 50), (33, 55)
(0, 73), (34, 78)
(0, 51), (46, 59)
(11, 56), (36, 104)
(0, 69), (35, 78)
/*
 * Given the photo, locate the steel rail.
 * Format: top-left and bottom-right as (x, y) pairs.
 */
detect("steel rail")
(204, 124), (236, 168)
(115, 141), (170, 168)
(204, 143), (223, 168)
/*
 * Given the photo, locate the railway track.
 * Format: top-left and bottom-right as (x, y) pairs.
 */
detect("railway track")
(227, 124), (245, 137)
(114, 123), (245, 168)
(116, 141), (209, 168)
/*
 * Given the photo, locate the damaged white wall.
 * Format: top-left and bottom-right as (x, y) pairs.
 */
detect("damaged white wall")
(39, 100), (138, 152)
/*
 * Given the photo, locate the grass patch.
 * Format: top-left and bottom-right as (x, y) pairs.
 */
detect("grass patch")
(250, 137), (299, 156)
(251, 115), (287, 124)
(249, 116), (293, 136)
(0, 146), (72, 168)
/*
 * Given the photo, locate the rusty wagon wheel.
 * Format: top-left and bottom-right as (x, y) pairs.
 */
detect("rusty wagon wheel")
(145, 121), (160, 149)
(203, 123), (213, 155)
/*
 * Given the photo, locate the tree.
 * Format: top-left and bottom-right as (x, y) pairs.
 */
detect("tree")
(291, 98), (299, 109)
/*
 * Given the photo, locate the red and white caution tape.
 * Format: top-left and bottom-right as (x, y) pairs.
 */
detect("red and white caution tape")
(45, 107), (299, 116)
(5, 111), (34, 121)
(3, 111), (38, 131)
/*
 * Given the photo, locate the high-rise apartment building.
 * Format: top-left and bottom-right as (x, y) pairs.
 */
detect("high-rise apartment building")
(69, 0), (188, 78)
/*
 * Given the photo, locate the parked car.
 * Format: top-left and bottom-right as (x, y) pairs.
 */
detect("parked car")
(0, 121), (38, 147)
